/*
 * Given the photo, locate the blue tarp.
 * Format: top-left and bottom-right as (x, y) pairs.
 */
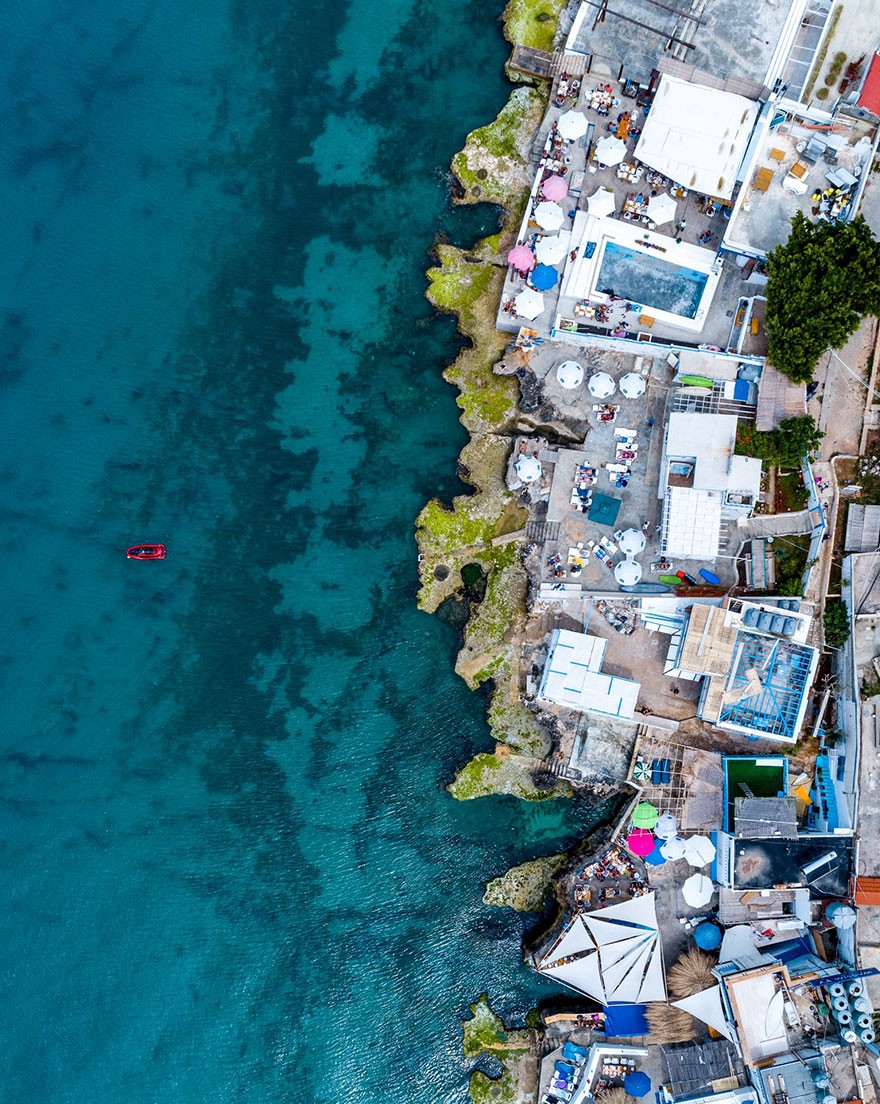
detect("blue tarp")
(603, 1003), (649, 1037)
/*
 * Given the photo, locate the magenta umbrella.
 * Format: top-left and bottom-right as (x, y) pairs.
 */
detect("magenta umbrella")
(626, 829), (655, 857)
(542, 174), (568, 201)
(507, 244), (534, 271)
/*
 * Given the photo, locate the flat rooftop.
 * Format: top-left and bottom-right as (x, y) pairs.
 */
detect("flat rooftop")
(732, 836), (853, 897)
(564, 0), (796, 88)
(724, 103), (880, 258)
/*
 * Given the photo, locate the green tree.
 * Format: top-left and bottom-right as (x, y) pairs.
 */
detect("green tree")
(736, 414), (823, 467)
(765, 214), (880, 382)
(824, 600), (851, 648)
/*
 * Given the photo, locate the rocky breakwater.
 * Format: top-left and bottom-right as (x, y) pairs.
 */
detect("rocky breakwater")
(416, 0), (573, 803)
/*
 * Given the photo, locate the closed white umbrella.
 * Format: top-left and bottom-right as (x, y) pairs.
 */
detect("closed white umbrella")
(588, 372), (616, 398)
(654, 812), (678, 840)
(535, 236), (568, 265)
(685, 835), (717, 868)
(595, 136), (627, 167)
(619, 528), (646, 556)
(647, 192), (677, 225)
(682, 872), (715, 908)
(615, 559), (642, 586)
(587, 187), (616, 218)
(515, 455), (542, 484)
(514, 288), (545, 320)
(557, 110), (588, 141)
(620, 372), (646, 399)
(556, 361), (584, 389)
(660, 836), (687, 861)
(534, 201), (565, 231)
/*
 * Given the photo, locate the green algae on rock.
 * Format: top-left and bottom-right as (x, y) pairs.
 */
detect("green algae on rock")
(484, 852), (568, 911)
(463, 994), (535, 1104)
(451, 87), (546, 206)
(449, 749), (569, 802)
(502, 0), (568, 51)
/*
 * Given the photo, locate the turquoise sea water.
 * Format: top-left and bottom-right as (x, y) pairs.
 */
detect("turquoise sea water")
(0, 2), (611, 1100)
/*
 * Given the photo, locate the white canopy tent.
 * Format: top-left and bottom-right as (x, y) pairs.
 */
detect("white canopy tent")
(673, 986), (736, 1041)
(633, 75), (759, 201)
(536, 892), (666, 1003)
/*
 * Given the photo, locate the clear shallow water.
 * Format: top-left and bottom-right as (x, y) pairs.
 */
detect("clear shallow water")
(0, 2), (613, 1100)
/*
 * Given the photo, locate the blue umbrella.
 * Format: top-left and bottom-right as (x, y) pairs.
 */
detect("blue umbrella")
(694, 921), (722, 950)
(644, 841), (667, 866)
(531, 263), (559, 290)
(624, 1071), (652, 1097)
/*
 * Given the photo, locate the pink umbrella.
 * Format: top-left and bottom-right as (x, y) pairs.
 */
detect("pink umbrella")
(626, 829), (655, 856)
(542, 174), (568, 201)
(507, 244), (534, 271)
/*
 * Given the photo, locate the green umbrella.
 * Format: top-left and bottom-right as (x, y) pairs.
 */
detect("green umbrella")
(631, 801), (659, 829)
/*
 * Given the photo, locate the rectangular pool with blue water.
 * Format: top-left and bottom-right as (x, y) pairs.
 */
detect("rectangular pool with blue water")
(595, 240), (709, 319)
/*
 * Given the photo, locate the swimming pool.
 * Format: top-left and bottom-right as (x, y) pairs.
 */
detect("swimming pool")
(595, 240), (709, 319)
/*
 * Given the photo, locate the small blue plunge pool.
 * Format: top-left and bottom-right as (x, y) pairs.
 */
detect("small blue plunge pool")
(595, 241), (708, 318)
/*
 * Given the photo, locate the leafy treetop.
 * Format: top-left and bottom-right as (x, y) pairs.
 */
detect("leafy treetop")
(765, 214), (880, 383)
(736, 414), (823, 469)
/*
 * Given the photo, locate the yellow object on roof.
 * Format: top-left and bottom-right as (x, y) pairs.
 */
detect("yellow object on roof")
(753, 167), (773, 192)
(794, 784), (812, 806)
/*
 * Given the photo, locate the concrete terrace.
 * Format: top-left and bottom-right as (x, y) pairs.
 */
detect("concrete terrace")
(497, 76), (771, 357)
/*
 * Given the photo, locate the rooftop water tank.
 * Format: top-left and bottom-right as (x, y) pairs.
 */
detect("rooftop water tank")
(783, 618), (798, 636)
(758, 612), (774, 631)
(744, 607), (760, 626)
(770, 614), (786, 634)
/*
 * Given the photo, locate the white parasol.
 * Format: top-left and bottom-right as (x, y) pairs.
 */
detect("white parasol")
(588, 372), (616, 398)
(684, 835), (717, 868)
(557, 110), (588, 141)
(514, 288), (545, 320)
(682, 872), (715, 908)
(620, 372), (646, 399)
(556, 361), (584, 389)
(515, 455), (542, 484)
(534, 201), (565, 231)
(647, 192), (677, 225)
(594, 136), (627, 167)
(618, 528), (646, 556)
(615, 559), (642, 586)
(587, 187), (616, 218)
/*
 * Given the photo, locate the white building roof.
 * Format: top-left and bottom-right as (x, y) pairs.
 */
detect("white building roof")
(633, 75), (759, 201)
(665, 412), (762, 497)
(537, 892), (666, 1003)
(538, 629), (639, 719)
(663, 486), (723, 559)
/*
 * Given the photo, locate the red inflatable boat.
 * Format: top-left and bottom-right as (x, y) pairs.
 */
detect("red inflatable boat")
(126, 544), (167, 560)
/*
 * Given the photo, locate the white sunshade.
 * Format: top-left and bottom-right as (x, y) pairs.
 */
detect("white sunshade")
(535, 236), (568, 265)
(618, 528), (646, 556)
(534, 201), (565, 231)
(594, 136), (627, 167)
(615, 559), (642, 586)
(587, 186), (616, 218)
(588, 372), (616, 398)
(682, 872), (715, 908)
(654, 812), (678, 840)
(661, 836), (687, 861)
(514, 288), (545, 320)
(633, 74), (759, 200)
(540, 914), (594, 966)
(647, 192), (677, 225)
(685, 835), (716, 867)
(620, 372), (646, 399)
(539, 892), (665, 1003)
(515, 455), (542, 484)
(718, 924), (765, 968)
(674, 986), (735, 1041)
(557, 110), (588, 141)
(556, 360), (584, 389)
